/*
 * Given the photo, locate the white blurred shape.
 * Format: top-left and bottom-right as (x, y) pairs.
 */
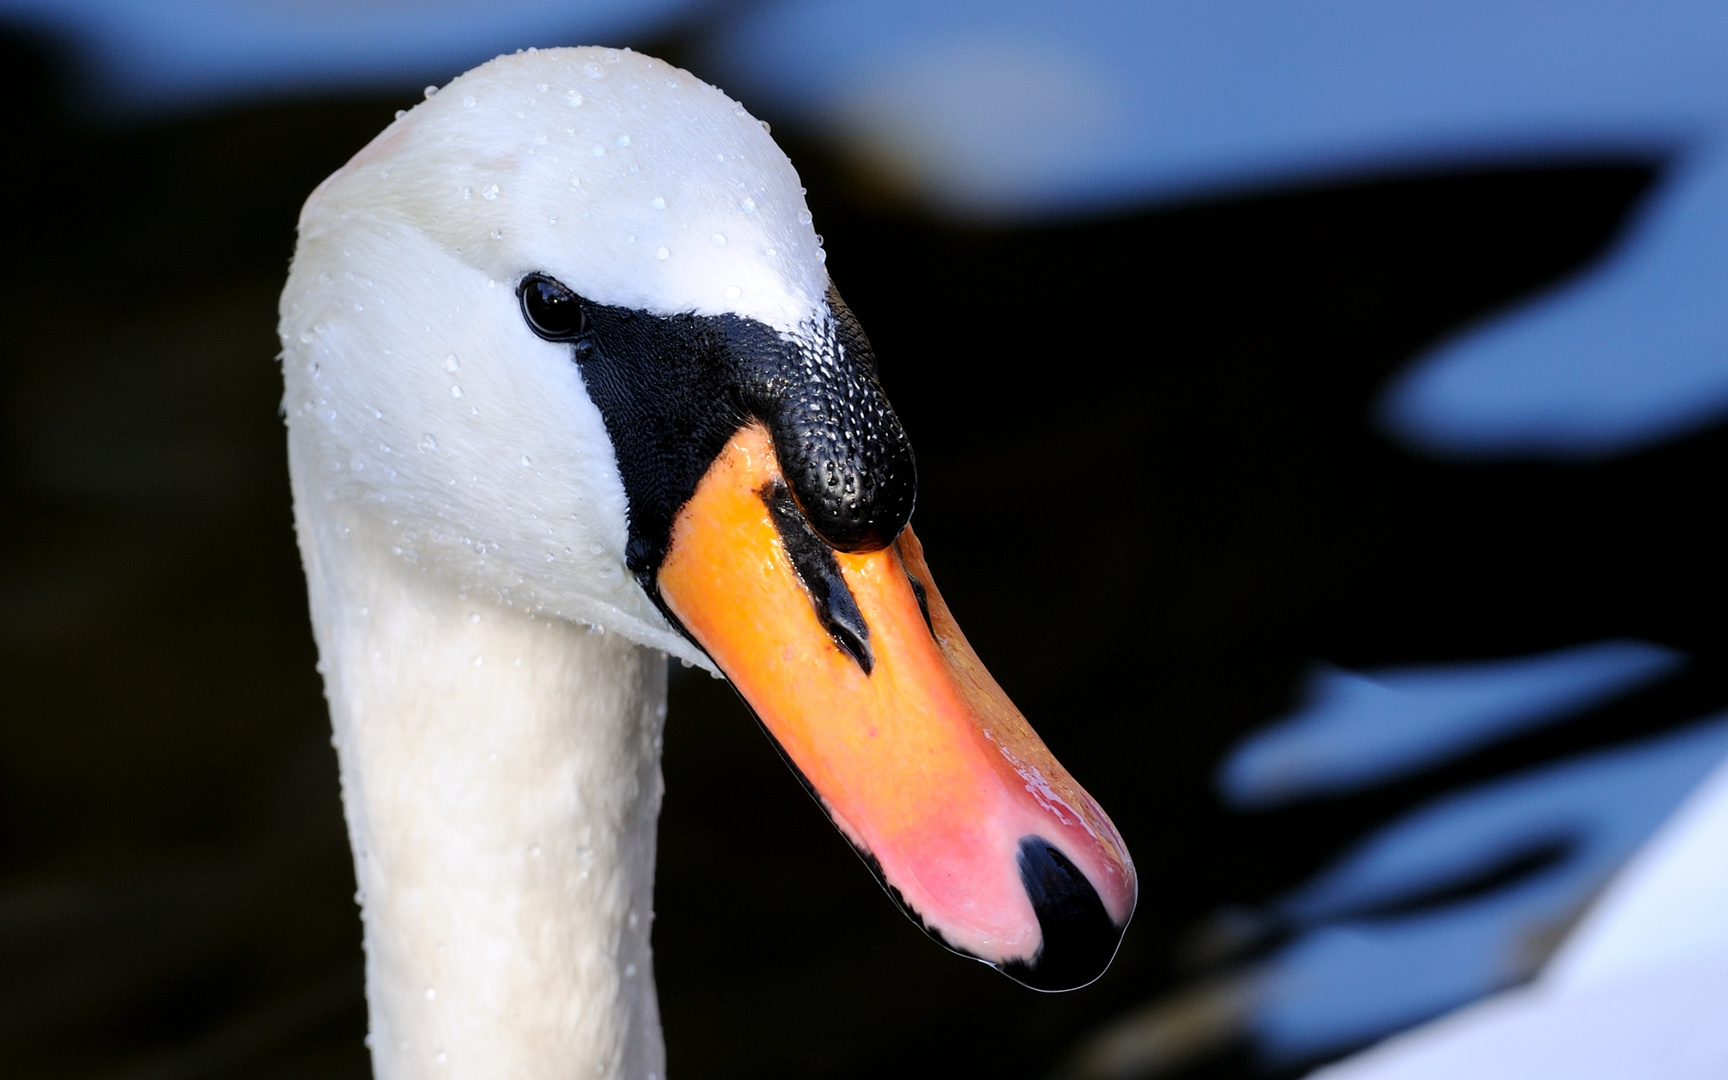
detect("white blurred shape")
(1546, 735), (1728, 989)
(1307, 959), (1728, 1080)
(1246, 716), (1728, 1062)
(830, 36), (1119, 212)
(1219, 641), (1681, 810)
(1310, 750), (1728, 1079)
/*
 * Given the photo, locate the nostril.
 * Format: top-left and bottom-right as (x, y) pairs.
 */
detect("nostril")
(1004, 838), (1125, 992)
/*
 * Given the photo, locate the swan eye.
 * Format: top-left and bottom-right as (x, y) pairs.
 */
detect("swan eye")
(518, 274), (590, 340)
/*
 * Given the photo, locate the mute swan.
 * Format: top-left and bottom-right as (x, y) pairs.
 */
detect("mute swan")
(277, 46), (1135, 1079)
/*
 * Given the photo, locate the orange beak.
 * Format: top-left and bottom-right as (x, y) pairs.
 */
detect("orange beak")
(657, 423), (1136, 990)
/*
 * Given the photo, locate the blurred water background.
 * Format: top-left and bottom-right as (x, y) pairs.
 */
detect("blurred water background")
(2, 2), (1726, 1078)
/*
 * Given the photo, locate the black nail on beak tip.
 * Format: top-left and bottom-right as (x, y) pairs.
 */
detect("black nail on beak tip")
(1002, 837), (1126, 992)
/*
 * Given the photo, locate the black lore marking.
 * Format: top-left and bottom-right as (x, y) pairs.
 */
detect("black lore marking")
(1004, 838), (1124, 992)
(516, 276), (916, 599)
(762, 478), (873, 673)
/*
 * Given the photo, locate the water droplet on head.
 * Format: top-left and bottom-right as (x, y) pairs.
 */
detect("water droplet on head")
(760, 120), (771, 134)
(424, 85), (438, 98)
(444, 354), (459, 372)
(739, 197), (756, 214)
(520, 455), (531, 467)
(626, 235), (636, 244)
(482, 184), (499, 201)
(566, 90), (583, 106)
(712, 233), (726, 248)
(450, 385), (463, 398)
(592, 145), (605, 157)
(616, 134), (631, 147)
(394, 109), (406, 120)
(462, 95), (476, 108)
(461, 186), (471, 200)
(656, 247), (669, 260)
(299, 330), (313, 343)
(419, 434), (438, 452)
(537, 82), (549, 92)
(490, 228), (502, 240)
(797, 210), (813, 225)
(584, 63), (604, 79)
(650, 196), (664, 210)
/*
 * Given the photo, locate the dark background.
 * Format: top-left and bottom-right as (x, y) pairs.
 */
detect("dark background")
(3, 24), (1722, 1080)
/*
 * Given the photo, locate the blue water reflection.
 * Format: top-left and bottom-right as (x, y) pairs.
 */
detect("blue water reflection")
(703, 0), (1728, 457)
(1220, 642), (1684, 809)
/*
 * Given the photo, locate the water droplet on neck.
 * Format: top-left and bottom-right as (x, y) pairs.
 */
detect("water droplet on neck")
(656, 246), (669, 260)
(566, 90), (583, 106)
(712, 233), (726, 248)
(481, 184), (499, 201)
(650, 196), (664, 210)
(739, 197), (756, 214)
(450, 385), (463, 398)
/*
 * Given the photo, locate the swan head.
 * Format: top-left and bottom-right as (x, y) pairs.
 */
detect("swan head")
(280, 46), (1134, 991)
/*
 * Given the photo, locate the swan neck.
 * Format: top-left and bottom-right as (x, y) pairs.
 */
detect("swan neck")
(294, 482), (667, 1080)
